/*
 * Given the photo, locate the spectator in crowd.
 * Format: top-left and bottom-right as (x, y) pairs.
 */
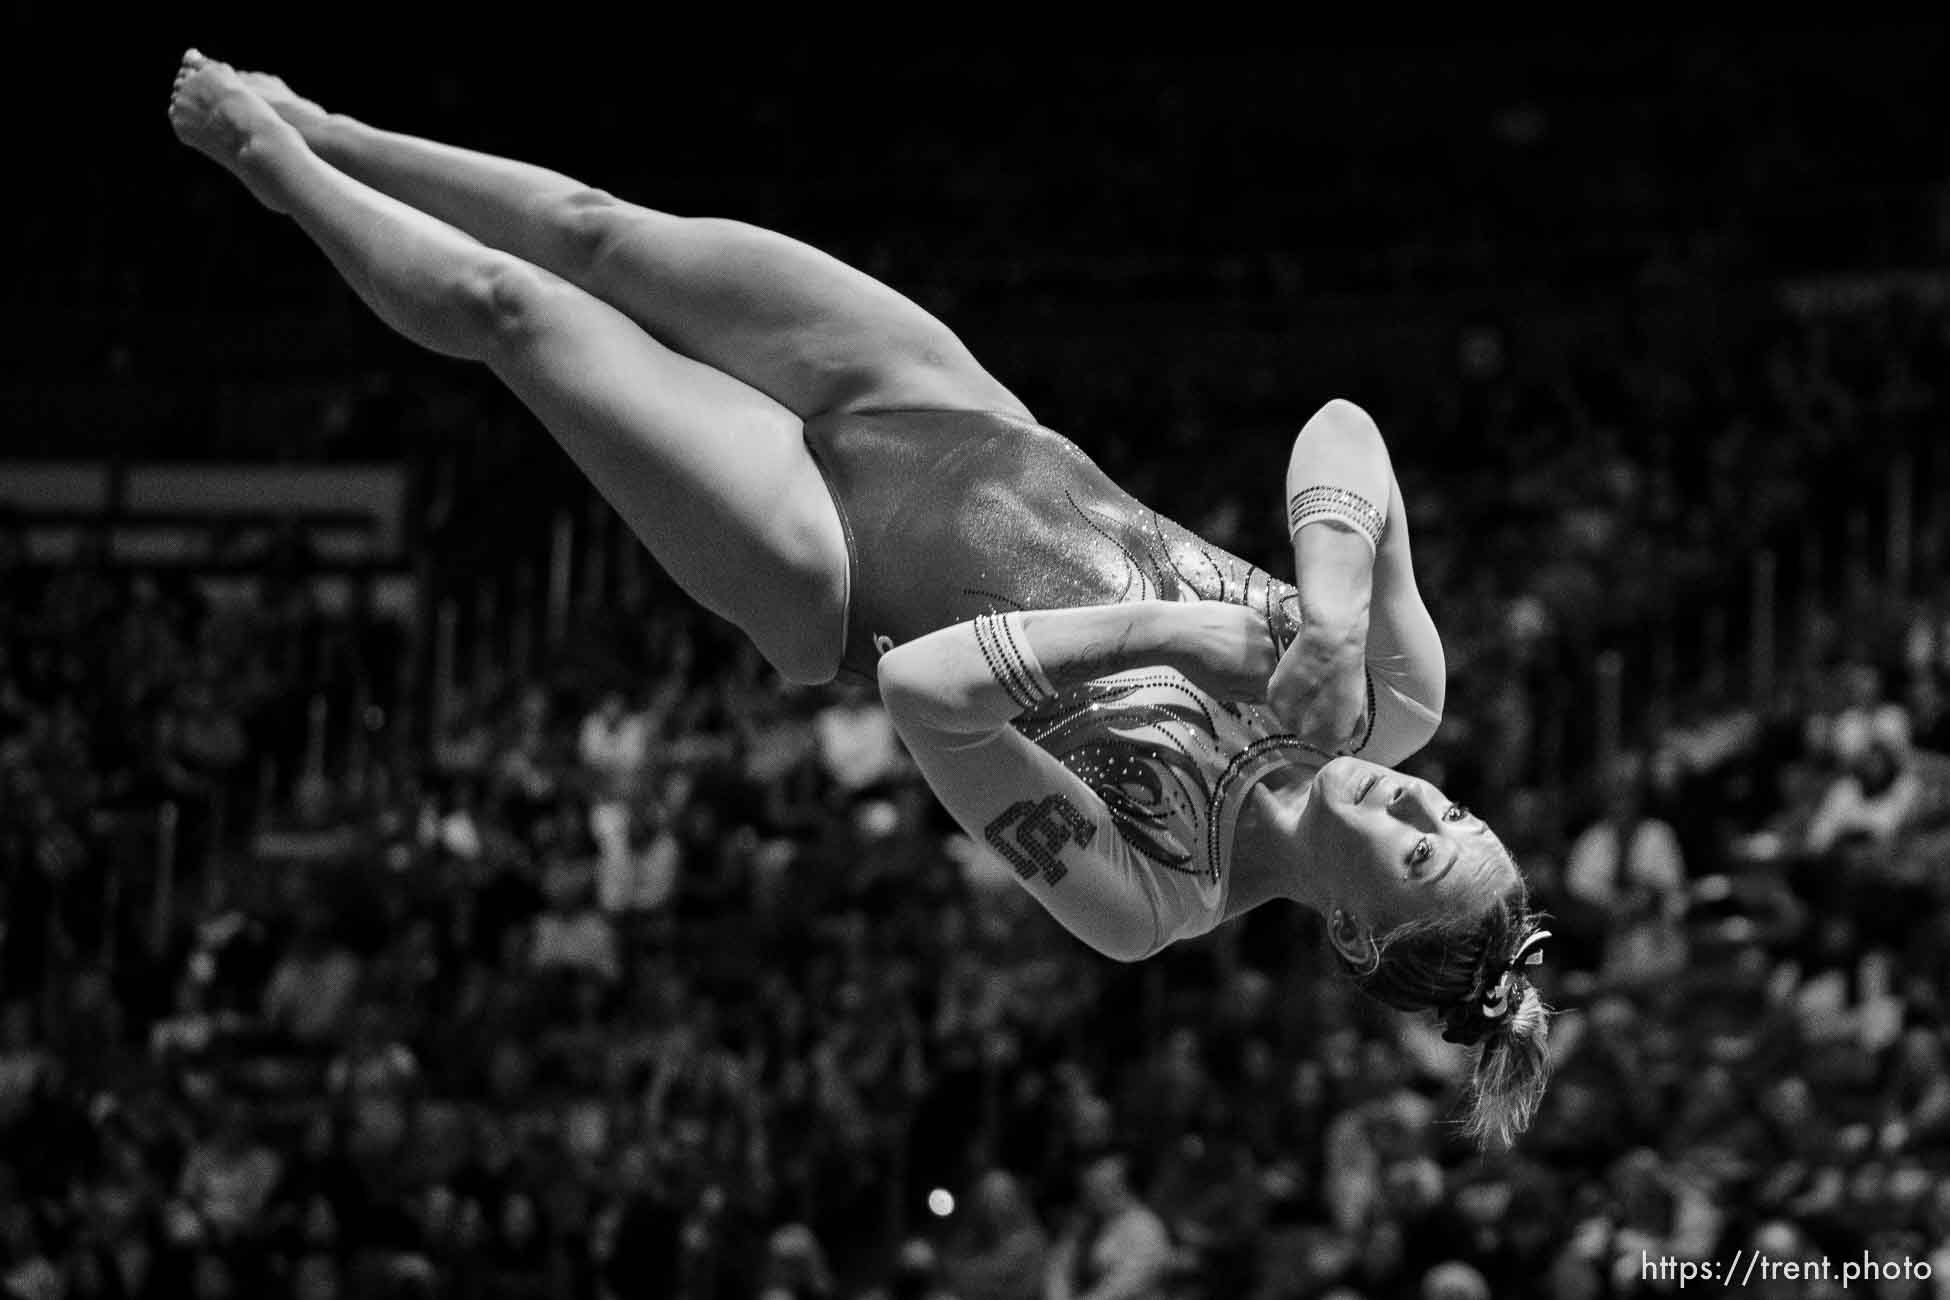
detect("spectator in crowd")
(942, 1169), (1048, 1300)
(580, 687), (652, 907)
(530, 861), (622, 986)
(327, 1002), (422, 1170)
(859, 1238), (957, 1300)
(1044, 1148), (1172, 1300)
(758, 1222), (836, 1300)
(580, 689), (651, 799)
(1149, 1114), (1268, 1295)
(259, 908), (364, 1049)
(1805, 736), (1922, 854)
(1422, 1259), (1491, 1300)
(1899, 662), (1950, 755)
(813, 681), (906, 796)
(434, 696), (495, 777)
(1819, 660), (1909, 770)
(1563, 751), (1689, 918)
(0, 1000), (58, 1133)
(173, 1096), (283, 1247)
(494, 685), (563, 836)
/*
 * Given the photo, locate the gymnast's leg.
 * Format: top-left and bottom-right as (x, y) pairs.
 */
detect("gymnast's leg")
(237, 69), (1031, 423)
(169, 51), (847, 683)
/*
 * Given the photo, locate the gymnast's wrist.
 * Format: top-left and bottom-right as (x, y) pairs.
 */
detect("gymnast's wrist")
(1294, 576), (1371, 641)
(1009, 602), (1179, 692)
(305, 111), (363, 154)
(1122, 601), (1199, 668)
(1294, 607), (1369, 666)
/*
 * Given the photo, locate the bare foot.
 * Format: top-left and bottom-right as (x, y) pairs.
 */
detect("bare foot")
(237, 68), (328, 133)
(168, 49), (306, 211)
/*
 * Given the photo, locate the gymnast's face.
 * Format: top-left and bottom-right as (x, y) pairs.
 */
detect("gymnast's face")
(1305, 756), (1519, 925)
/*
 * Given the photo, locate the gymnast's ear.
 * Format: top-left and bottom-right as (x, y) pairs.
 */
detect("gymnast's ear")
(1327, 908), (1376, 970)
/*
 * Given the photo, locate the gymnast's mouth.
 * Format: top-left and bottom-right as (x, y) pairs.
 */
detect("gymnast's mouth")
(1353, 769), (1381, 804)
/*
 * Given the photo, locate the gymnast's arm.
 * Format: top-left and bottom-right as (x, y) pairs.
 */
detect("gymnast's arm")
(1274, 398), (1444, 766)
(877, 603), (1274, 962)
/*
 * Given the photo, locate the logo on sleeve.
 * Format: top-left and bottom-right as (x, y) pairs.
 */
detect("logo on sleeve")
(984, 795), (1096, 886)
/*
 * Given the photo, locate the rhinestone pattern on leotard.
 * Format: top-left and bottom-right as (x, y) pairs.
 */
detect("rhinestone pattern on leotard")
(1019, 671), (1332, 897)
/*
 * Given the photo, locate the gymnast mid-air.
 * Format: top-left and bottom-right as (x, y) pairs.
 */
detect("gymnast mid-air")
(170, 49), (1553, 1144)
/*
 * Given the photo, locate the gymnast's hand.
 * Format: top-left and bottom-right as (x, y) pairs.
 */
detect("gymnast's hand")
(1157, 601), (1281, 703)
(1267, 612), (1369, 753)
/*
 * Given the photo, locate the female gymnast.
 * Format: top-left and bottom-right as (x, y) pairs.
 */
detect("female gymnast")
(169, 51), (1551, 1144)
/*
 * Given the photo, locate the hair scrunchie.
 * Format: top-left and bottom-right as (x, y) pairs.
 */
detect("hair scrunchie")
(1441, 930), (1551, 1046)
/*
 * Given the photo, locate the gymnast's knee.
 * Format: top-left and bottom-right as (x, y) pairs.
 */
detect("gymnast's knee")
(361, 255), (543, 359)
(543, 188), (638, 276)
(449, 258), (560, 352)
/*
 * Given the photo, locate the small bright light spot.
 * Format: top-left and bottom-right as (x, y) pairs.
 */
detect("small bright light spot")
(927, 1189), (955, 1217)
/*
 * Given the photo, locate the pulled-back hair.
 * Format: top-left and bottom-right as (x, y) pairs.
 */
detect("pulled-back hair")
(1336, 855), (1553, 1148)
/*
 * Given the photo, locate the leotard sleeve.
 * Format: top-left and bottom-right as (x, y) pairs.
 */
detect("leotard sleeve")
(877, 611), (1193, 962)
(1346, 459), (1445, 767)
(1284, 399), (1445, 767)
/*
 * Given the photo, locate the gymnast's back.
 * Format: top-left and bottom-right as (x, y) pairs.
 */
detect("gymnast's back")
(802, 408), (1300, 681)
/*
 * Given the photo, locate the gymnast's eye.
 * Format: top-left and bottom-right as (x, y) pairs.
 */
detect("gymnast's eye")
(1407, 836), (1434, 868)
(1443, 804), (1469, 823)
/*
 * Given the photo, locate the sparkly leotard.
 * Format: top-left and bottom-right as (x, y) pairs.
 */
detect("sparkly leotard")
(1006, 670), (1327, 949)
(801, 408), (1304, 679)
(807, 410), (1435, 954)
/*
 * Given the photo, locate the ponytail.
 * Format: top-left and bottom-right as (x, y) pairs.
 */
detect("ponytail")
(1336, 859), (1555, 1148)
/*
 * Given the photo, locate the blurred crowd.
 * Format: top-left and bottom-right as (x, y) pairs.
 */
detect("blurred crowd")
(7, 238), (1950, 1300)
